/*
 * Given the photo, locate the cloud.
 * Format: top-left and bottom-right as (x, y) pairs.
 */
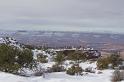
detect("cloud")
(0, 0), (124, 33)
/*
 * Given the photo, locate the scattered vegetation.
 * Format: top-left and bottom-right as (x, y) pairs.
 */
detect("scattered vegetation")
(67, 50), (87, 63)
(97, 52), (122, 70)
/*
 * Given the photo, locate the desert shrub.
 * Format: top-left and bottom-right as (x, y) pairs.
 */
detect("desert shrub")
(33, 67), (44, 76)
(18, 48), (33, 68)
(109, 53), (122, 67)
(97, 57), (110, 70)
(67, 51), (87, 63)
(0, 44), (33, 74)
(54, 52), (65, 65)
(37, 53), (48, 63)
(111, 69), (122, 82)
(51, 64), (65, 72)
(66, 65), (83, 75)
(66, 66), (75, 75)
(97, 53), (122, 70)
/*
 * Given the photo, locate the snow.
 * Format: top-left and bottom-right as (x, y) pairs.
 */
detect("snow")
(40, 62), (55, 69)
(0, 61), (114, 82)
(0, 37), (22, 49)
(0, 70), (113, 82)
(80, 61), (97, 69)
(0, 72), (26, 82)
(32, 49), (53, 62)
(32, 49), (43, 59)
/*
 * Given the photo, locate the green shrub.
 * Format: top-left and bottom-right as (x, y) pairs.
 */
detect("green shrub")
(66, 65), (83, 75)
(97, 57), (110, 70)
(18, 48), (33, 68)
(0, 44), (33, 73)
(97, 52), (122, 70)
(37, 54), (48, 63)
(66, 66), (75, 75)
(54, 52), (65, 65)
(109, 53), (122, 67)
(51, 64), (65, 72)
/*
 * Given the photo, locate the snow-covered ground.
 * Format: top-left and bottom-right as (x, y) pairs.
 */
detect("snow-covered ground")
(18, 49), (114, 82)
(0, 70), (113, 82)
(0, 60), (114, 82)
(0, 37), (115, 82)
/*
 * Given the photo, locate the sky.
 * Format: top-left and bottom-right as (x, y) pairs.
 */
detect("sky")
(0, 0), (124, 33)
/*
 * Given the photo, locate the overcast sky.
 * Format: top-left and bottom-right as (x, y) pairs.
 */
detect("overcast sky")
(0, 0), (124, 33)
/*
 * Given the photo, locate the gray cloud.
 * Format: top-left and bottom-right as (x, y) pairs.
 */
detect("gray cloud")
(0, 0), (124, 33)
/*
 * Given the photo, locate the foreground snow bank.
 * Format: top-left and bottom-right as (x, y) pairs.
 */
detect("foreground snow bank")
(0, 72), (27, 82)
(0, 70), (113, 82)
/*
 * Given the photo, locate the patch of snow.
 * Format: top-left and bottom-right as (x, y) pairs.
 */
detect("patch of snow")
(80, 61), (97, 70)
